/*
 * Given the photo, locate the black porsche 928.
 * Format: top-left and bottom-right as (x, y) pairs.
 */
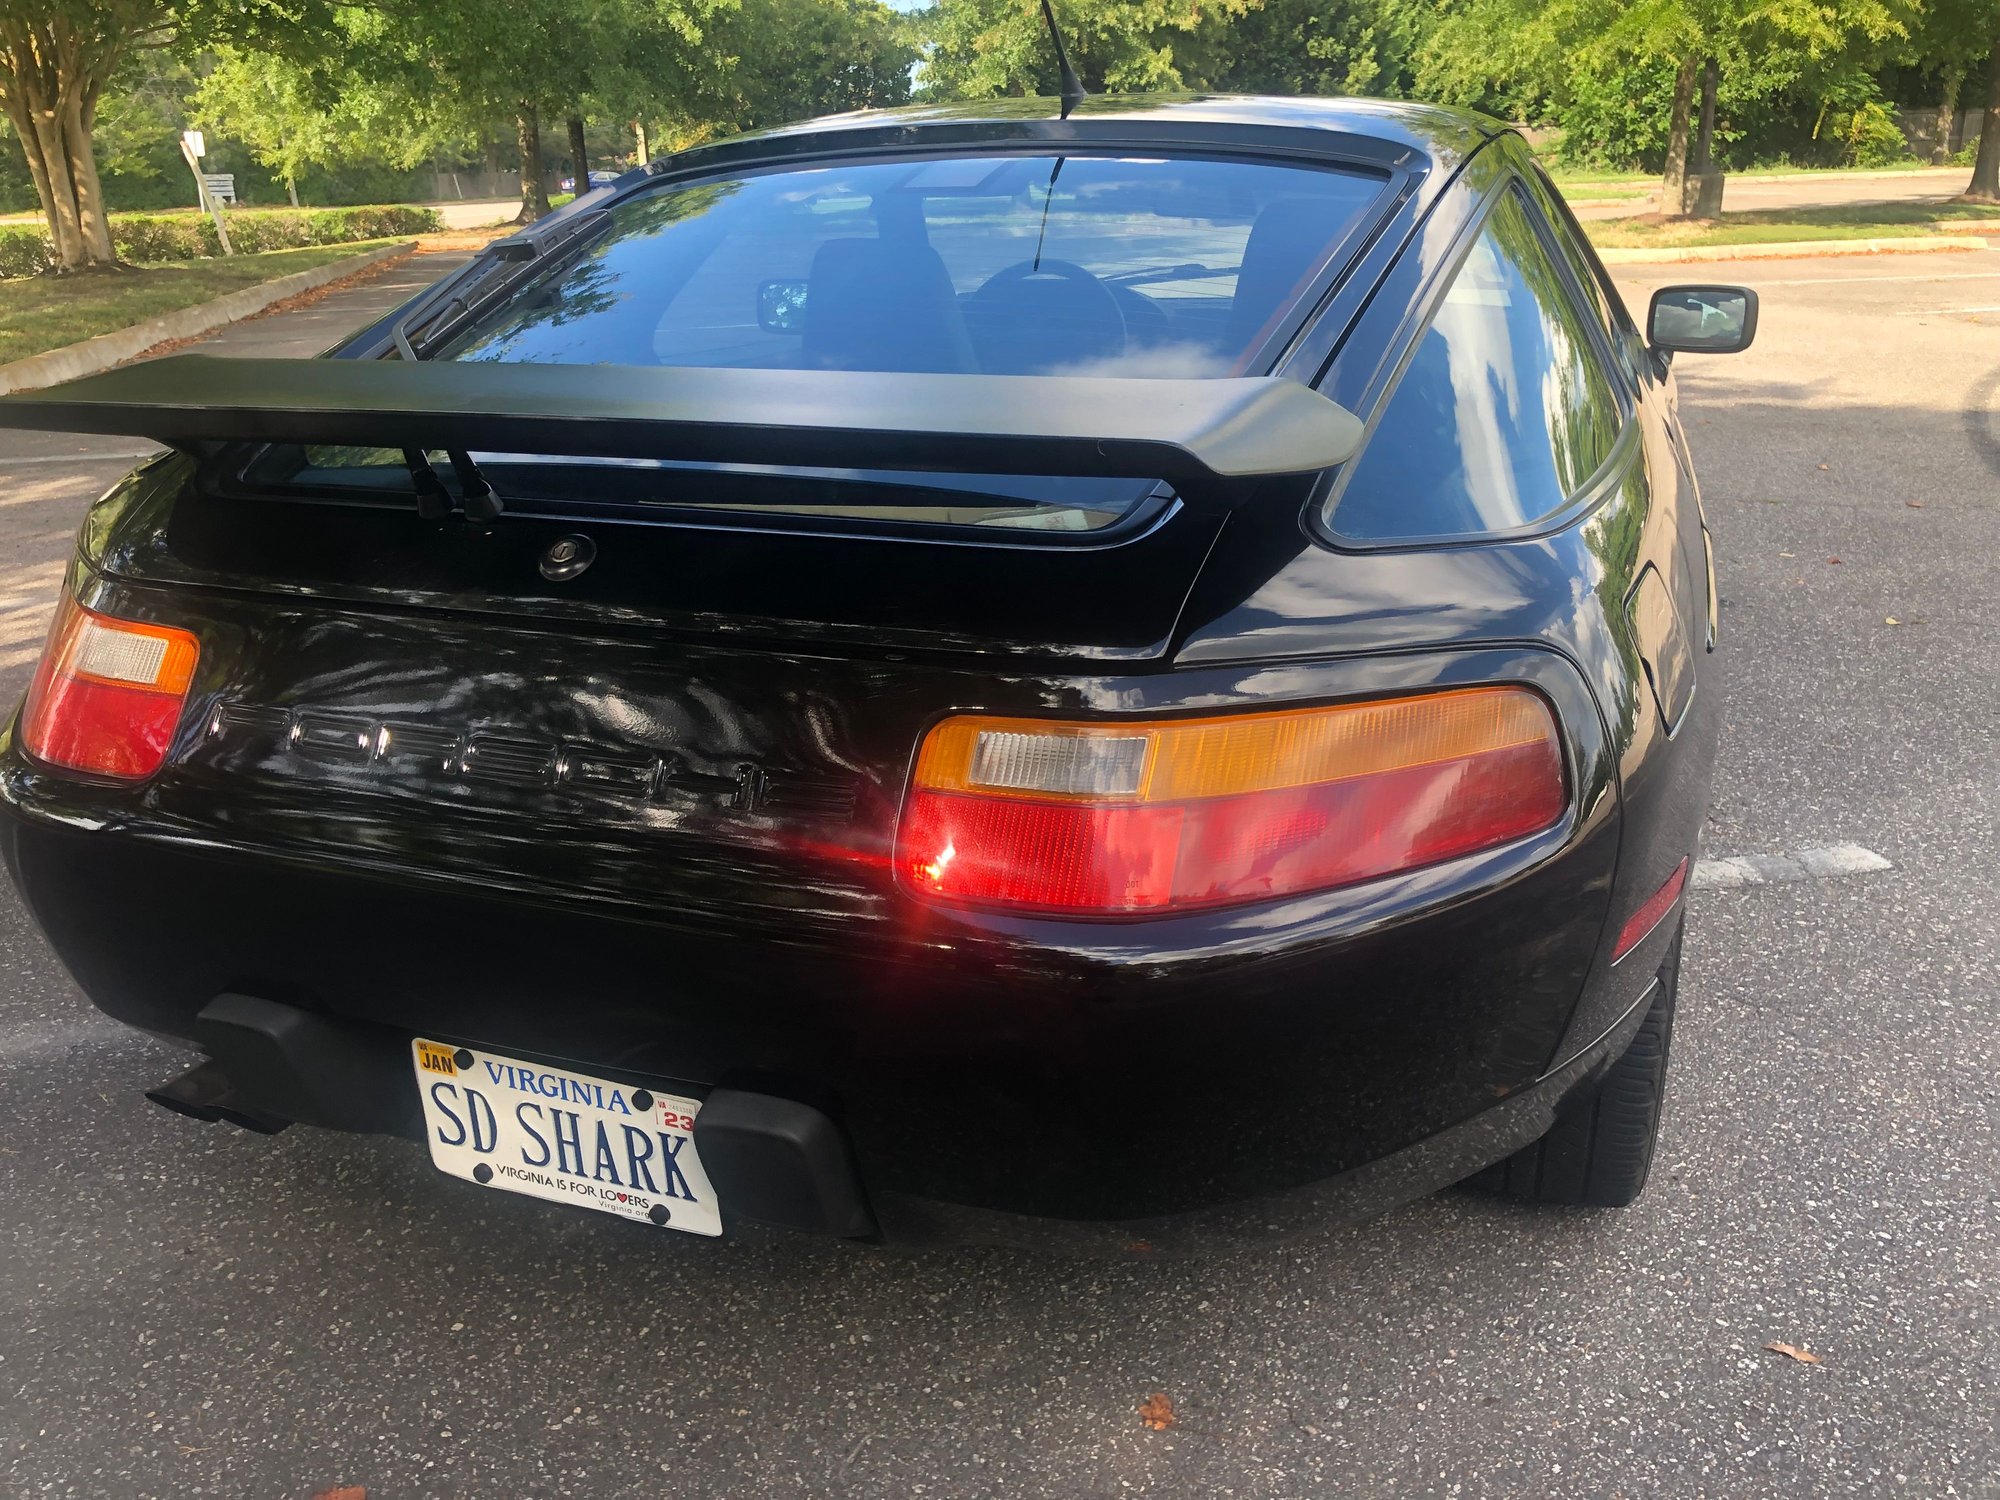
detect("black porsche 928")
(0, 95), (1755, 1251)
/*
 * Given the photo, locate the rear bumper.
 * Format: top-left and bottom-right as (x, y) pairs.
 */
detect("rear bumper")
(130, 975), (1659, 1252)
(877, 974), (1662, 1251)
(0, 742), (1665, 1239)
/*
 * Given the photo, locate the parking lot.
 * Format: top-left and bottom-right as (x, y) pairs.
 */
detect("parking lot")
(0, 247), (1994, 1498)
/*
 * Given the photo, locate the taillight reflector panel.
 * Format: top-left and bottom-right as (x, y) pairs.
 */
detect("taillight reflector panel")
(1611, 856), (1690, 960)
(899, 687), (1568, 916)
(21, 596), (200, 780)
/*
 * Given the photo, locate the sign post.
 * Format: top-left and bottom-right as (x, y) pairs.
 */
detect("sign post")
(179, 129), (233, 256)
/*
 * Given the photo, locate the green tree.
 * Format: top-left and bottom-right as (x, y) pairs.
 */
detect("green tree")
(196, 34), (451, 201)
(1900, 0), (2000, 195)
(1967, 34), (2000, 197)
(0, 1), (167, 269)
(0, 0), (339, 269)
(200, 0), (734, 225)
(913, 0), (1256, 99)
(1421, 0), (1907, 215)
(1186, 0), (1430, 99)
(1896, 0), (1989, 161)
(717, 0), (915, 129)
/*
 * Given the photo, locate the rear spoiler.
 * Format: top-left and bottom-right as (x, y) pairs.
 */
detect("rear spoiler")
(0, 356), (1362, 501)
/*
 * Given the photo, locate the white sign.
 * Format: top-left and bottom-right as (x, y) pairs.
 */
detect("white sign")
(180, 128), (204, 158)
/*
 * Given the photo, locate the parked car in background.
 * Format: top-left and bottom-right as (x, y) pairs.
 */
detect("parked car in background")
(0, 95), (1754, 1251)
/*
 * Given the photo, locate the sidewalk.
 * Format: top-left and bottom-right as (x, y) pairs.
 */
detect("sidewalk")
(173, 246), (474, 359)
(0, 246), (470, 464)
(0, 244), (477, 689)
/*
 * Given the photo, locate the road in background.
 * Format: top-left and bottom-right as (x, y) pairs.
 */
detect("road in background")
(424, 198), (521, 230)
(0, 246), (1994, 1498)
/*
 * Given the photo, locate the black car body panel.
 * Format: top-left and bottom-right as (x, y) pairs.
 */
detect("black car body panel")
(0, 95), (1721, 1246)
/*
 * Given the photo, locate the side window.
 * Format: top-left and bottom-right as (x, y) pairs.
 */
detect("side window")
(1327, 187), (1627, 543)
(1527, 166), (1650, 379)
(1525, 168), (1622, 340)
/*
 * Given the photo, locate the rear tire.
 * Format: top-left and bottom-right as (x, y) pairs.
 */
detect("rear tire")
(1471, 923), (1682, 1207)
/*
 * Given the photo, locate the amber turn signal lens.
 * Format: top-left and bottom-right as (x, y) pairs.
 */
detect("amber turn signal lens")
(898, 686), (1568, 916)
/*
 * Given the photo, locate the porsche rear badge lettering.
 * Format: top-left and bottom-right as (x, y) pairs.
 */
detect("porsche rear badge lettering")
(199, 700), (802, 812)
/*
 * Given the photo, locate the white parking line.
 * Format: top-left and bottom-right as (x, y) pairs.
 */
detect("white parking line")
(1693, 842), (1893, 890)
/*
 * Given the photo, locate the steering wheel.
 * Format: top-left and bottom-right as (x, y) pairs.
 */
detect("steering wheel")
(963, 258), (1128, 373)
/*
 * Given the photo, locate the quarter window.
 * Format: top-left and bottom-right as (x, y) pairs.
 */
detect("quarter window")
(1327, 187), (1627, 542)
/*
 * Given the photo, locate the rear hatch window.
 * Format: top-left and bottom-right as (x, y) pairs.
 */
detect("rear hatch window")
(245, 151), (1387, 535)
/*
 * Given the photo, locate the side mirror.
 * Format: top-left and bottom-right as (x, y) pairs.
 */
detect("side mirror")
(1648, 285), (1758, 354)
(758, 279), (810, 335)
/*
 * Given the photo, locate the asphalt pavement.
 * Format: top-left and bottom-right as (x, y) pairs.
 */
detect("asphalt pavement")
(0, 244), (1995, 1499)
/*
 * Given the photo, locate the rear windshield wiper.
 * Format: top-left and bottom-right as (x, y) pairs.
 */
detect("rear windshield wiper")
(380, 210), (620, 519)
(403, 447), (503, 521)
(388, 209), (614, 363)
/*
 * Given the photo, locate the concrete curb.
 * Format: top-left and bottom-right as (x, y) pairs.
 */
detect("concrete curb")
(0, 240), (414, 395)
(1596, 236), (1986, 265)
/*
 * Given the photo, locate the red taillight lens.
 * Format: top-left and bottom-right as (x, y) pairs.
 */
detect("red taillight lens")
(897, 687), (1567, 916)
(21, 595), (200, 780)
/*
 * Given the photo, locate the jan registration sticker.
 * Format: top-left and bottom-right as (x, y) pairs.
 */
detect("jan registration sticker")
(412, 1039), (721, 1237)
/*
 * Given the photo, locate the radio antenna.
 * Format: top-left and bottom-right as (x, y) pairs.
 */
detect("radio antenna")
(1038, 0), (1087, 120)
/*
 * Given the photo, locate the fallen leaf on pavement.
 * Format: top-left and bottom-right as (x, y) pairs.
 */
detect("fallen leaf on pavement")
(1905, 500), (1926, 508)
(1138, 1392), (1177, 1431)
(1763, 1341), (1821, 1365)
(311, 1487), (367, 1500)
(1826, 557), (1842, 565)
(1885, 617), (1901, 626)
(1817, 463), (1830, 471)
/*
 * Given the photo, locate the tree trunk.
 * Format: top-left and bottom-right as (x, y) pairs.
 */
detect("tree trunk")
(63, 91), (113, 264)
(633, 120), (649, 166)
(1693, 58), (1718, 174)
(516, 104), (550, 222)
(1659, 55), (1701, 218)
(0, 19), (118, 270)
(1936, 66), (1963, 164)
(567, 115), (587, 193)
(1966, 45), (2000, 201)
(8, 100), (78, 269)
(26, 103), (87, 266)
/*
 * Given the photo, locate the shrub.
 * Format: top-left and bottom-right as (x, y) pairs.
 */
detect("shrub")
(1836, 100), (1912, 168)
(0, 227), (54, 279)
(0, 203), (443, 278)
(111, 214), (220, 261)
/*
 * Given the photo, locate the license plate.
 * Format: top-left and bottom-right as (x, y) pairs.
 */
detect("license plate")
(411, 1039), (721, 1237)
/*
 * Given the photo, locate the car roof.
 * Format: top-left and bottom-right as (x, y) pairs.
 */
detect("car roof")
(659, 92), (1504, 181)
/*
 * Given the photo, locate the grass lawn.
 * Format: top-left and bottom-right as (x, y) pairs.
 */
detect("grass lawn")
(0, 239), (404, 364)
(1584, 200), (2000, 249)
(1546, 162), (1962, 187)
